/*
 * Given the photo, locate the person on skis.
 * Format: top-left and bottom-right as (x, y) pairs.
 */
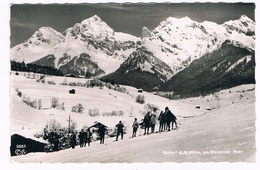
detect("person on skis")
(98, 124), (106, 144)
(115, 121), (124, 141)
(49, 129), (59, 151)
(70, 131), (77, 149)
(165, 107), (174, 131)
(143, 112), (151, 135)
(171, 111), (178, 130)
(85, 128), (93, 147)
(78, 129), (85, 148)
(158, 111), (164, 132)
(132, 118), (139, 137)
(150, 114), (157, 133)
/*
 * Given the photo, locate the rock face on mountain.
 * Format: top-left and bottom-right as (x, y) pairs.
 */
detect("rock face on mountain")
(160, 40), (255, 97)
(101, 47), (173, 91)
(10, 15), (255, 93)
(141, 15), (255, 75)
(102, 15), (255, 91)
(11, 15), (141, 77)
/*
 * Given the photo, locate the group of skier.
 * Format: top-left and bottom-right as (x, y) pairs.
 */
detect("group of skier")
(75, 106), (178, 147)
(78, 128), (93, 148)
(159, 106), (178, 132)
(69, 120), (125, 147)
(132, 106), (178, 137)
(46, 106), (178, 151)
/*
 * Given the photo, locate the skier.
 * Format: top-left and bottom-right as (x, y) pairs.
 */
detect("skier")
(165, 107), (174, 131)
(115, 121), (124, 141)
(163, 110), (167, 131)
(132, 118), (139, 137)
(49, 129), (59, 151)
(98, 124), (106, 144)
(70, 131), (77, 149)
(78, 129), (84, 147)
(150, 114), (157, 133)
(158, 111), (164, 132)
(85, 128), (93, 147)
(43, 127), (49, 140)
(82, 129), (88, 147)
(171, 112), (178, 130)
(143, 112), (151, 135)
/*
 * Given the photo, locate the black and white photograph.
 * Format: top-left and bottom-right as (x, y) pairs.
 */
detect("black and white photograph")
(3, 0), (258, 166)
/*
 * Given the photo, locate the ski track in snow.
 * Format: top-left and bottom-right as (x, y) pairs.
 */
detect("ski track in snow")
(10, 73), (255, 163)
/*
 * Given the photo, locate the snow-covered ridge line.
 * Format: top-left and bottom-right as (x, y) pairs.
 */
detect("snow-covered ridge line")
(142, 15), (254, 75)
(10, 14), (255, 79)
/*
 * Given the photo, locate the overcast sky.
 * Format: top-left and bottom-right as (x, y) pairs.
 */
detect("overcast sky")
(10, 2), (255, 47)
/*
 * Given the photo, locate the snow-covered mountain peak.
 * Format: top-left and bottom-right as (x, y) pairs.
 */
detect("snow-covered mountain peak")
(36, 27), (62, 36)
(30, 27), (64, 44)
(62, 15), (116, 42)
(238, 14), (254, 23)
(141, 15), (255, 76)
(159, 16), (196, 28)
(152, 16), (202, 39)
(79, 15), (115, 38)
(222, 15), (255, 36)
(10, 27), (64, 62)
(81, 15), (102, 24)
(26, 15), (141, 76)
(11, 14), (255, 84)
(142, 27), (153, 39)
(223, 15), (254, 27)
(169, 16), (193, 23)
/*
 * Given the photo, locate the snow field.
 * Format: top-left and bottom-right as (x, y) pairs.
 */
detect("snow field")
(10, 73), (255, 162)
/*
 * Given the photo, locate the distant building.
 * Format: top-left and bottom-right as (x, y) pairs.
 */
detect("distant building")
(64, 73), (78, 78)
(88, 122), (108, 129)
(195, 105), (201, 109)
(137, 89), (143, 93)
(69, 89), (75, 94)
(88, 122), (116, 138)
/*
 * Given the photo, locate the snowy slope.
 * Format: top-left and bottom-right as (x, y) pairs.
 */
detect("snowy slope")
(10, 73), (255, 162)
(10, 72), (202, 135)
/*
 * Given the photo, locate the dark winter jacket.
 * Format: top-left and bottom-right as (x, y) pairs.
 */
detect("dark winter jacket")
(79, 131), (84, 140)
(163, 112), (167, 122)
(98, 125), (106, 136)
(158, 112), (163, 122)
(116, 123), (124, 132)
(166, 110), (174, 122)
(143, 114), (151, 125)
(70, 133), (76, 144)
